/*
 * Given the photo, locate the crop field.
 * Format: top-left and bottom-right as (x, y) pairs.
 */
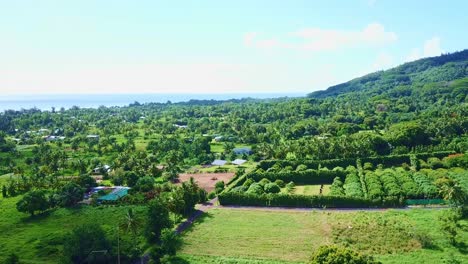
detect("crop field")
(180, 208), (468, 264)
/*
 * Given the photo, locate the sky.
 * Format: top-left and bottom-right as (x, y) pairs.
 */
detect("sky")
(0, 0), (467, 95)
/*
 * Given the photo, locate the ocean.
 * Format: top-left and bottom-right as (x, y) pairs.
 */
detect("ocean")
(0, 93), (305, 111)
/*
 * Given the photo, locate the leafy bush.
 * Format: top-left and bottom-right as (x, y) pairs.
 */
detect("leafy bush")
(264, 183), (281, 194)
(274, 179), (285, 188)
(258, 178), (271, 187)
(246, 183), (264, 195)
(310, 245), (380, 264)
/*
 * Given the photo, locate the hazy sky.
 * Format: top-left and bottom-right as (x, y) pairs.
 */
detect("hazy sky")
(1, 0), (466, 95)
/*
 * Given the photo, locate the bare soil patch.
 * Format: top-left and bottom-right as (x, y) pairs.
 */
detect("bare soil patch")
(178, 172), (235, 192)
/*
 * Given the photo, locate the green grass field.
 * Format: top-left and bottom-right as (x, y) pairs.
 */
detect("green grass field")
(0, 196), (147, 264)
(180, 208), (468, 264)
(290, 185), (331, 196)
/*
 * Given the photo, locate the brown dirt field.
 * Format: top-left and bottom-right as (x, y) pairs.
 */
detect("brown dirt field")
(178, 172), (235, 192)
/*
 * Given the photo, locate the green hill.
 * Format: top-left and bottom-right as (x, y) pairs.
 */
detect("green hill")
(309, 49), (468, 98)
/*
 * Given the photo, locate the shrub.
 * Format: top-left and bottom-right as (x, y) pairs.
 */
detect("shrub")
(296, 164), (308, 171)
(246, 183), (264, 195)
(264, 183), (281, 194)
(135, 176), (156, 192)
(310, 245), (380, 264)
(214, 181), (225, 193)
(258, 178), (271, 187)
(207, 191), (216, 199)
(274, 179), (285, 188)
(427, 157), (444, 169)
(243, 178), (255, 187)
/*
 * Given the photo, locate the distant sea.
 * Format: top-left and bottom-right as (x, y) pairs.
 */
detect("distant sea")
(0, 93), (305, 111)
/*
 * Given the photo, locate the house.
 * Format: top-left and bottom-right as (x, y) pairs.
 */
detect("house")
(233, 147), (252, 155)
(211, 159), (227, 166)
(93, 164), (111, 174)
(86, 135), (100, 140)
(214, 136), (223, 142)
(38, 128), (50, 133)
(43, 135), (66, 142)
(232, 159), (247, 166)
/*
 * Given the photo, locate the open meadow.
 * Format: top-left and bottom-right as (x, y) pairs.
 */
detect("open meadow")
(0, 196), (147, 264)
(179, 208), (468, 264)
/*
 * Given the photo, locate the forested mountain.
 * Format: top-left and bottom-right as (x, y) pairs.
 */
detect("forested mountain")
(309, 49), (468, 98)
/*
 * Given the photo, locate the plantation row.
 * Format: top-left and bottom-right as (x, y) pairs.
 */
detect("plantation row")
(330, 167), (466, 200)
(257, 151), (457, 171)
(218, 192), (404, 208)
(220, 153), (468, 208)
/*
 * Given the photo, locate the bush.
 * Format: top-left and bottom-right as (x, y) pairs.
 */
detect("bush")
(258, 178), (271, 187)
(207, 191), (216, 199)
(310, 245), (380, 264)
(246, 183), (264, 195)
(264, 183), (281, 194)
(135, 176), (155, 192)
(242, 178), (255, 187)
(274, 179), (285, 188)
(214, 181), (225, 193)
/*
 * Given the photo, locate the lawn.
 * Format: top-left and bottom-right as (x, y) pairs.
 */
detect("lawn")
(180, 208), (468, 264)
(0, 196), (147, 264)
(290, 185), (331, 196)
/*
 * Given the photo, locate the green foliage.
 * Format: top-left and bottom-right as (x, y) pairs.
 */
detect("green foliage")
(160, 229), (183, 256)
(57, 182), (84, 207)
(16, 190), (50, 216)
(218, 192), (400, 208)
(63, 223), (111, 264)
(310, 245), (380, 264)
(214, 181), (225, 193)
(134, 176), (155, 192)
(3, 253), (20, 264)
(264, 183), (281, 194)
(146, 198), (173, 243)
(329, 177), (345, 196)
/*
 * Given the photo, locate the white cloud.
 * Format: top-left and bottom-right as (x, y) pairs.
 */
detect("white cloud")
(405, 37), (443, 62)
(244, 32), (257, 47)
(423, 37), (443, 57)
(246, 23), (397, 52)
(372, 52), (394, 71)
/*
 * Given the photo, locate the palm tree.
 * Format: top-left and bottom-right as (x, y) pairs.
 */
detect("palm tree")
(437, 178), (466, 207)
(120, 208), (141, 236)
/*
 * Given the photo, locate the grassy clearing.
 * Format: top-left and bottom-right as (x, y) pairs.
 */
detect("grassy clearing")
(181, 209), (331, 262)
(0, 196), (147, 264)
(291, 185), (331, 196)
(180, 208), (468, 264)
(177, 254), (298, 263)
